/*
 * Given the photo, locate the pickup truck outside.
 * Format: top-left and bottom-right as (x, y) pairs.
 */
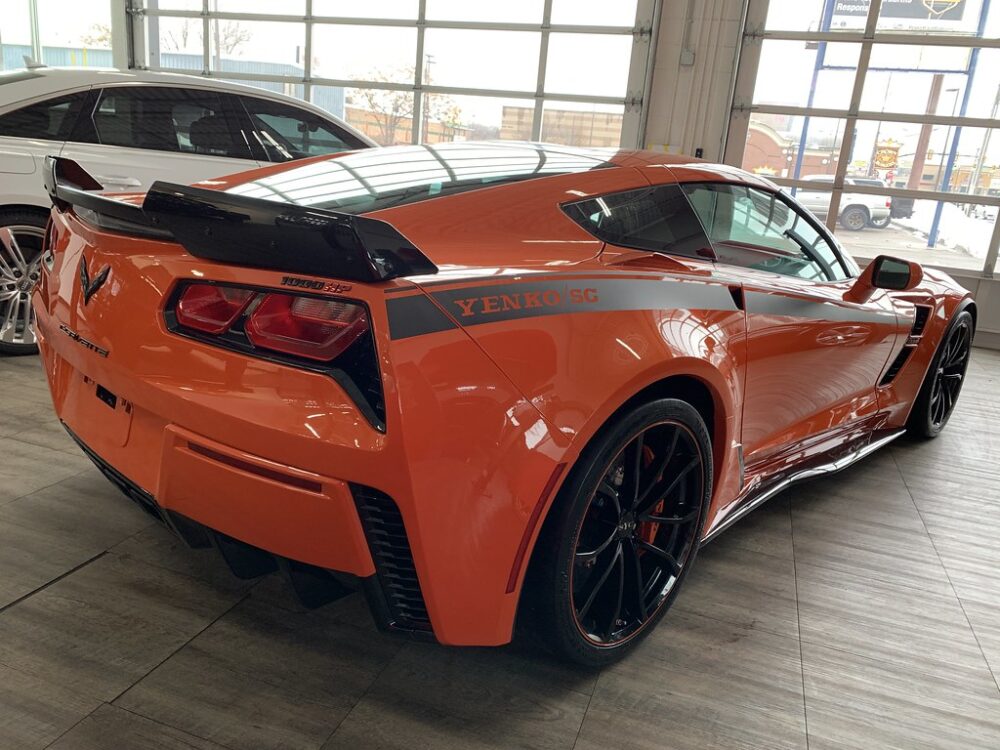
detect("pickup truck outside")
(795, 174), (893, 231)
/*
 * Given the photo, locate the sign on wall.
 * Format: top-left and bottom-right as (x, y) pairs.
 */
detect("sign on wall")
(834, 0), (965, 20)
(831, 0), (972, 31)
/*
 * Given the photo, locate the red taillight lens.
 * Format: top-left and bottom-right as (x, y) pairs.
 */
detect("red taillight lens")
(175, 284), (255, 334)
(246, 293), (368, 362)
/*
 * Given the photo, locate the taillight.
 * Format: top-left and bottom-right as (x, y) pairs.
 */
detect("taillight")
(167, 281), (383, 430)
(175, 284), (254, 334)
(246, 293), (368, 362)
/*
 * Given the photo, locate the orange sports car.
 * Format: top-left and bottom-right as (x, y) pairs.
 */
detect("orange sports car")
(29, 143), (974, 666)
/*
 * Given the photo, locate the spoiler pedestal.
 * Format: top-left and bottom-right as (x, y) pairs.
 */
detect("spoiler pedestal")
(43, 156), (438, 283)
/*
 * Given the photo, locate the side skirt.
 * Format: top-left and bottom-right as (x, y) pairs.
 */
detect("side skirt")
(700, 427), (906, 545)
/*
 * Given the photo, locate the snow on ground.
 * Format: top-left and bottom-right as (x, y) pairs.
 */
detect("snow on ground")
(895, 201), (996, 260)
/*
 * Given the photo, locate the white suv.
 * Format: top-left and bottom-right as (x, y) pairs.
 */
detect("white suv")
(0, 66), (374, 353)
(795, 174), (892, 232)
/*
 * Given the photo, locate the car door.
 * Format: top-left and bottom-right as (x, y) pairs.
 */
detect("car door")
(59, 85), (260, 194)
(794, 176), (834, 217)
(0, 90), (90, 207)
(682, 182), (900, 470)
(235, 95), (368, 163)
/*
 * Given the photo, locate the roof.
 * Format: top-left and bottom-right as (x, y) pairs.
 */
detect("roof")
(0, 67), (368, 142)
(217, 141), (718, 213)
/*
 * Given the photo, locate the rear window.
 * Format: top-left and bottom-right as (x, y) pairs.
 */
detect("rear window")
(225, 142), (614, 214)
(0, 92), (87, 141)
(562, 184), (715, 260)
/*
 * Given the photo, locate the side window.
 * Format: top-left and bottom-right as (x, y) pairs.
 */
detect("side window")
(0, 92), (88, 141)
(239, 96), (365, 162)
(88, 87), (250, 158)
(562, 184), (714, 260)
(682, 183), (850, 282)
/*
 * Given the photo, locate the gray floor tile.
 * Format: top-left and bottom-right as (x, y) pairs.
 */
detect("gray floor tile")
(0, 553), (246, 701)
(0, 664), (101, 750)
(575, 611), (808, 750)
(674, 533), (799, 639)
(324, 642), (594, 750)
(117, 597), (401, 750)
(802, 641), (1000, 750)
(48, 703), (228, 750)
(0, 437), (92, 506)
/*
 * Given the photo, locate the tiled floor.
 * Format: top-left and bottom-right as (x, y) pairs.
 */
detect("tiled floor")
(1, 350), (998, 750)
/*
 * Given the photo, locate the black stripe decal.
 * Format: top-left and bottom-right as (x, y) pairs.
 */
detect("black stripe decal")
(386, 294), (458, 340)
(430, 278), (738, 327)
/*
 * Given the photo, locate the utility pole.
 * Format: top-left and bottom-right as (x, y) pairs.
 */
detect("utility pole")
(966, 83), (1000, 214)
(907, 74), (943, 190)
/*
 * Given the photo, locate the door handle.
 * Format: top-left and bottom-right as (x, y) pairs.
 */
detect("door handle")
(96, 175), (142, 188)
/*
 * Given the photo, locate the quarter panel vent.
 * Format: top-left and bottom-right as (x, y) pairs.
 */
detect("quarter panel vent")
(352, 484), (431, 630)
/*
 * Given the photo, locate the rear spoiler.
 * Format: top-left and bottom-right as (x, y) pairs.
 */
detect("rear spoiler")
(43, 156), (438, 282)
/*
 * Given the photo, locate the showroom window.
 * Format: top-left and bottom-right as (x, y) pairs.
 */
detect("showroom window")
(128, 0), (657, 149)
(727, 0), (1000, 278)
(1, 0), (114, 69)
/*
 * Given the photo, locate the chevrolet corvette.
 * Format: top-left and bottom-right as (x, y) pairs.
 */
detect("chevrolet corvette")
(30, 143), (974, 665)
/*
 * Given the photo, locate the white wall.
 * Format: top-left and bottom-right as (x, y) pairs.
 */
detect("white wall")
(642, 0), (748, 161)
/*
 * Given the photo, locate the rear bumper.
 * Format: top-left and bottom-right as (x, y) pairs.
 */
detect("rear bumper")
(62, 419), (434, 636)
(35, 302), (435, 634)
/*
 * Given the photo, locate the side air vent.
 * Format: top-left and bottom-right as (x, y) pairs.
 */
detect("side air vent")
(881, 305), (932, 387)
(352, 484), (431, 631)
(911, 305), (931, 337)
(880, 347), (914, 386)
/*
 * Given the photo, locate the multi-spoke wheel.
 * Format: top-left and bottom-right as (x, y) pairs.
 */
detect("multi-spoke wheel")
(0, 210), (48, 355)
(908, 307), (974, 438)
(524, 398), (712, 666)
(840, 205), (870, 231)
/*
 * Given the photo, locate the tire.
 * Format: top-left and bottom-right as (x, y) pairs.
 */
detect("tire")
(868, 215), (891, 229)
(0, 208), (48, 355)
(840, 205), (869, 231)
(906, 308), (974, 439)
(523, 398), (713, 667)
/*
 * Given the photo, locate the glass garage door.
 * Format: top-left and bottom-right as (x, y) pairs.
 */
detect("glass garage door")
(727, 0), (1000, 277)
(131, 0), (658, 149)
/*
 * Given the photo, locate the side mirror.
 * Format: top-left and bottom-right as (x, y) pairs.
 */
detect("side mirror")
(844, 255), (923, 304)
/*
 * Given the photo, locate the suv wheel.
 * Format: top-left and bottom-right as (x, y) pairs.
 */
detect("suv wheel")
(0, 209), (48, 355)
(840, 206), (869, 231)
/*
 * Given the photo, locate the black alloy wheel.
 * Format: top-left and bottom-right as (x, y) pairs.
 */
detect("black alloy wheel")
(908, 308), (974, 438)
(525, 399), (712, 667)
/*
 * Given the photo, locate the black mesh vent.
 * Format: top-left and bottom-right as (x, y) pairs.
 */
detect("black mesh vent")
(911, 305), (931, 336)
(880, 346), (914, 386)
(352, 484), (431, 630)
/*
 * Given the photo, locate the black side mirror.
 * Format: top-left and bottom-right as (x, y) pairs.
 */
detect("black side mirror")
(845, 255), (923, 303)
(871, 256), (919, 291)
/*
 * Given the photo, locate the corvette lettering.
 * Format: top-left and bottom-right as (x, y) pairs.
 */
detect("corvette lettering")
(280, 276), (353, 294)
(452, 287), (599, 318)
(59, 324), (109, 358)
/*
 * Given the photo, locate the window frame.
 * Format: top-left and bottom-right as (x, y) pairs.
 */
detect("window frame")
(560, 183), (719, 262)
(235, 94), (368, 163)
(681, 180), (858, 283)
(76, 83), (252, 159)
(0, 90), (90, 143)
